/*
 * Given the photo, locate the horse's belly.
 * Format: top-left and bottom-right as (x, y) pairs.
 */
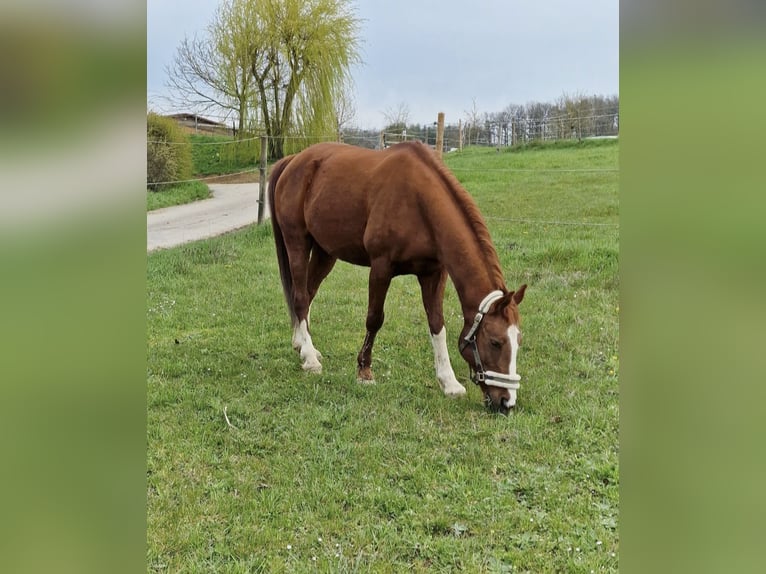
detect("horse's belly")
(305, 195), (370, 265)
(329, 245), (371, 266)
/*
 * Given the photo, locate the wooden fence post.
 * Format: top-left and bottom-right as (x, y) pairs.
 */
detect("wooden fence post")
(379, 131), (385, 150)
(435, 112), (445, 160)
(258, 135), (267, 224)
(458, 119), (463, 152)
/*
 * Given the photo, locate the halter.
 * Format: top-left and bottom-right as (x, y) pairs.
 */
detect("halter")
(459, 290), (521, 391)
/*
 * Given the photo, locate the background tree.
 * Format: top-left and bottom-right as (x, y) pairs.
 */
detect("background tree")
(333, 84), (357, 141)
(382, 101), (410, 133)
(556, 92), (591, 140)
(210, 0), (261, 134)
(165, 2), (256, 136)
(167, 0), (360, 158)
(146, 112), (193, 190)
(240, 0), (361, 157)
(463, 98), (482, 145)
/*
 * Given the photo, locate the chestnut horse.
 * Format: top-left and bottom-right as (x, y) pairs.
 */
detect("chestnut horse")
(268, 141), (527, 413)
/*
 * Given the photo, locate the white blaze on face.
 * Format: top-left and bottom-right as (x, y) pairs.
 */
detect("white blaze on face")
(505, 324), (522, 406)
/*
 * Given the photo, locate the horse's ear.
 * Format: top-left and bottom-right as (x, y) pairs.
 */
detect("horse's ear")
(496, 284), (527, 311)
(512, 284), (527, 305)
(496, 290), (514, 310)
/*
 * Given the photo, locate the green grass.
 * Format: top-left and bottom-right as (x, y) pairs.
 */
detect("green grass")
(147, 181), (211, 211)
(190, 134), (261, 176)
(146, 134), (259, 211)
(147, 141), (619, 572)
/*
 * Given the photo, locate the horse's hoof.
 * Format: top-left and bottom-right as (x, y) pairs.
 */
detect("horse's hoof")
(444, 384), (467, 398)
(356, 366), (375, 384)
(302, 362), (322, 374)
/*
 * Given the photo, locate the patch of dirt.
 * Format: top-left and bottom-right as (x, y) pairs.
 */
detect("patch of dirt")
(203, 171), (260, 184)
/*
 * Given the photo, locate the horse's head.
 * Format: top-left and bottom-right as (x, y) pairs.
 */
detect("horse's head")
(460, 285), (527, 415)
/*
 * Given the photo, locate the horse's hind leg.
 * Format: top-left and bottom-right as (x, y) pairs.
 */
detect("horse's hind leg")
(418, 269), (466, 397)
(285, 236), (323, 373)
(306, 246), (337, 331)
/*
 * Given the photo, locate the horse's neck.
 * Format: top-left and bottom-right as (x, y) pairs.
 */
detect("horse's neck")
(420, 168), (505, 320)
(450, 264), (502, 321)
(438, 231), (504, 321)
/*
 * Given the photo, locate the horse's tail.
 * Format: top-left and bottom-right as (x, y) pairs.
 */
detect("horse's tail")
(268, 154), (299, 327)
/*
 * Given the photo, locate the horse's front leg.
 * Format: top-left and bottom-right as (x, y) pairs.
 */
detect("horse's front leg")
(418, 269), (466, 397)
(356, 262), (392, 384)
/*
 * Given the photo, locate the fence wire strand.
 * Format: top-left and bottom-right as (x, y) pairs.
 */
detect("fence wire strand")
(148, 132), (618, 229)
(148, 167), (260, 187)
(484, 216), (618, 228)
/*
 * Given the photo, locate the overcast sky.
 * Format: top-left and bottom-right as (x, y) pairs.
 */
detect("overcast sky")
(147, 0), (618, 129)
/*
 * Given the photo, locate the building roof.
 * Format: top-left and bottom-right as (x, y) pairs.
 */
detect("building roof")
(166, 113), (227, 127)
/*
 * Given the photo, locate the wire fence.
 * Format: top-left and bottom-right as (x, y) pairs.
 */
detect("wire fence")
(148, 167), (260, 187)
(149, 106), (619, 147)
(149, 104), (619, 142)
(147, 130), (618, 229)
(484, 216), (619, 228)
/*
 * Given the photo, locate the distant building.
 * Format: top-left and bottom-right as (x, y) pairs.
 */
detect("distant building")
(166, 113), (229, 136)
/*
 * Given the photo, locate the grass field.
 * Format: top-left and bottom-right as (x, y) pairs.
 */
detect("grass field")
(147, 134), (262, 211)
(189, 133), (262, 177)
(147, 181), (211, 211)
(147, 139), (619, 572)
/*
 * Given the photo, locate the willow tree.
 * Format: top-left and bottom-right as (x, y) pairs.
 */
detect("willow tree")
(210, 0), (261, 134)
(220, 0), (361, 158)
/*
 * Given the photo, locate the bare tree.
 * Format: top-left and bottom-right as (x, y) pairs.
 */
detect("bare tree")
(556, 92), (591, 140)
(463, 98), (482, 145)
(334, 84), (357, 141)
(165, 0), (257, 136)
(382, 101), (410, 132)
(455, 93), (619, 148)
(489, 108), (512, 146)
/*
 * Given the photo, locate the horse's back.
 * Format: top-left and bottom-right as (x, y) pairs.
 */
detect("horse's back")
(274, 142), (439, 266)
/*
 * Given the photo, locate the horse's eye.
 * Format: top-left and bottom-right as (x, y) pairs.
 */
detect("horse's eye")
(490, 339), (502, 349)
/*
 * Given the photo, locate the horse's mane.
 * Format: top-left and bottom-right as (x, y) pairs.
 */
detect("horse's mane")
(406, 142), (506, 290)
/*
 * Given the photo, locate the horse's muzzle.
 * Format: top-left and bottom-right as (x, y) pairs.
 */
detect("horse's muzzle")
(485, 394), (516, 416)
(496, 399), (515, 416)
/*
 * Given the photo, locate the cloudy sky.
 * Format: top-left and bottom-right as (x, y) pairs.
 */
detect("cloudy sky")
(147, 0), (618, 129)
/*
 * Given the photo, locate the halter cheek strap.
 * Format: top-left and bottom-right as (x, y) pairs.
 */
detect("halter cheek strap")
(459, 290), (522, 391)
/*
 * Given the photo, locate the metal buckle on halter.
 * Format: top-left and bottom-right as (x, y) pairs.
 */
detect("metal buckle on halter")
(465, 313), (484, 342)
(471, 366), (521, 390)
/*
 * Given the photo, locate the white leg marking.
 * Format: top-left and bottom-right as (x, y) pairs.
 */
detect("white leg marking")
(306, 304), (322, 359)
(430, 327), (466, 397)
(293, 319), (322, 373)
(291, 325), (301, 350)
(504, 325), (522, 407)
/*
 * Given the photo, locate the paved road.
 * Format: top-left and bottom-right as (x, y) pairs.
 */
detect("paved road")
(147, 183), (268, 252)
